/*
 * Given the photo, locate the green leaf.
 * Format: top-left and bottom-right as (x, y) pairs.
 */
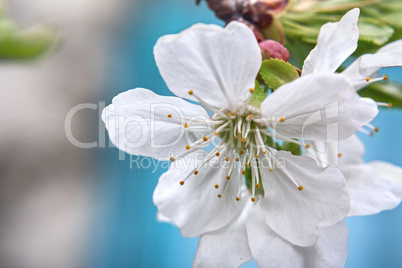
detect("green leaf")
(358, 18), (394, 46)
(259, 59), (299, 90)
(0, 18), (56, 59)
(249, 80), (267, 107)
(279, 141), (302, 156)
(358, 82), (402, 108)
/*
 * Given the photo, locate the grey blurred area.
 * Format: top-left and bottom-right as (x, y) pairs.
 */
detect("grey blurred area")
(0, 0), (132, 267)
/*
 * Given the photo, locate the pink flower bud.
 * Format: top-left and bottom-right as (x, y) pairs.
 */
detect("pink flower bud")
(259, 39), (290, 61)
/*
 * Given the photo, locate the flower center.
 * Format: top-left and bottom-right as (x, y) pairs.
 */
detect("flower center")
(171, 89), (306, 202)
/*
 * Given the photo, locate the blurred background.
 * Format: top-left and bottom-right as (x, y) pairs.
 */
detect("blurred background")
(0, 0), (401, 268)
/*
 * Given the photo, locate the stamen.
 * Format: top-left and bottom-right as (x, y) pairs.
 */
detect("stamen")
(170, 157), (175, 162)
(280, 165), (303, 190)
(214, 120), (232, 135)
(180, 181), (184, 185)
(215, 184), (219, 189)
(383, 74), (388, 80)
(217, 194), (222, 198)
(359, 128), (373, 136)
(189, 90), (226, 116)
(203, 136), (208, 141)
(167, 114), (172, 118)
(240, 93), (253, 115)
(366, 77), (370, 82)
(184, 123), (188, 128)
(279, 116), (286, 122)
(338, 153), (342, 158)
(249, 88), (255, 93)
(251, 197), (256, 202)
(376, 102), (392, 108)
(186, 145), (191, 150)
(194, 170), (198, 175)
(236, 197), (240, 201)
(366, 123), (379, 133)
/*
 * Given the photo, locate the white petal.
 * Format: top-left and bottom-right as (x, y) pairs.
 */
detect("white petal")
(302, 8), (360, 75)
(102, 88), (210, 159)
(338, 134), (365, 166)
(305, 221), (349, 268)
(246, 201), (305, 268)
(260, 151), (350, 246)
(153, 150), (242, 237)
(193, 192), (253, 268)
(154, 21), (261, 111)
(308, 134), (365, 168)
(246, 204), (348, 268)
(342, 161), (402, 217)
(342, 40), (402, 90)
(260, 73), (378, 142)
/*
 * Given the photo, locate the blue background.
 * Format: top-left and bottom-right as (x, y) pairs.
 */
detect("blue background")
(87, 1), (402, 267)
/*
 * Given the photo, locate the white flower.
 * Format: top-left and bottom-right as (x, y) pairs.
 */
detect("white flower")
(303, 7), (402, 97)
(300, 8), (402, 216)
(102, 21), (377, 252)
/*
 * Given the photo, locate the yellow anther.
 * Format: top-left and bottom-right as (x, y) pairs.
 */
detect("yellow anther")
(226, 112), (232, 117)
(180, 181), (184, 186)
(245, 163), (249, 167)
(236, 197), (240, 201)
(234, 135), (238, 139)
(241, 170), (246, 175)
(214, 131), (219, 135)
(226, 175), (231, 180)
(225, 157), (230, 161)
(388, 103), (393, 108)
(248, 115), (254, 120)
(269, 168), (274, 172)
(255, 154), (258, 159)
(366, 77), (370, 82)
(298, 185), (303, 191)
(185, 145), (191, 150)
(217, 194), (222, 198)
(167, 114), (172, 118)
(170, 157), (175, 162)
(238, 130), (242, 134)
(239, 150), (244, 155)
(383, 75), (389, 80)
(216, 152), (220, 157)
(374, 127), (379, 132)
(279, 116), (286, 122)
(188, 90), (194, 95)
(215, 184), (219, 189)
(235, 157), (239, 162)
(251, 197), (256, 202)
(183, 123), (188, 128)
(256, 183), (260, 188)
(262, 150), (267, 155)
(243, 146), (247, 150)
(203, 136), (208, 141)
(194, 170), (198, 175)
(304, 144), (310, 149)
(249, 88), (255, 93)
(241, 137), (246, 143)
(338, 153), (342, 158)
